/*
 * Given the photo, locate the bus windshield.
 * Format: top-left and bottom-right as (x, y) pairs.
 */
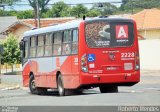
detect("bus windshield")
(85, 21), (134, 48)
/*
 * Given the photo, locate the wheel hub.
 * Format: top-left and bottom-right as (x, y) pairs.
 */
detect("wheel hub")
(31, 80), (36, 90)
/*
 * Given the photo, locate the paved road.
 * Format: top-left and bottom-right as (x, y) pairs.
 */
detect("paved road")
(0, 70), (160, 106)
(1, 75), (22, 86)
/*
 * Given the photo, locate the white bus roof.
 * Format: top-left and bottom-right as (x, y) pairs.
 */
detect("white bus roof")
(23, 19), (83, 37)
(23, 17), (133, 38)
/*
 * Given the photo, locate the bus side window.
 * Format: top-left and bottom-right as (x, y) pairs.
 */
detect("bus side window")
(37, 35), (45, 57)
(44, 33), (52, 56)
(72, 29), (78, 54)
(53, 32), (62, 55)
(24, 41), (28, 58)
(29, 36), (36, 57)
(62, 30), (71, 55)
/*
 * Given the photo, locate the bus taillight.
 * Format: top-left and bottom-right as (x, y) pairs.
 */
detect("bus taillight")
(81, 54), (88, 72)
(135, 52), (140, 70)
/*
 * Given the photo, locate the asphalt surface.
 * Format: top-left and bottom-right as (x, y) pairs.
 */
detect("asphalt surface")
(0, 70), (160, 106)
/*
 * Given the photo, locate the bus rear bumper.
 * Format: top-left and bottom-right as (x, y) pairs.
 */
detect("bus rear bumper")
(79, 71), (140, 87)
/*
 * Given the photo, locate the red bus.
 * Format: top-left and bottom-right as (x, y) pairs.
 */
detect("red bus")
(20, 17), (140, 96)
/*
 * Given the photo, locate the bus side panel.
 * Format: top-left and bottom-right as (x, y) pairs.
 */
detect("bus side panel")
(71, 55), (79, 74)
(22, 61), (30, 87)
(46, 74), (57, 88)
(29, 56), (80, 89)
(33, 57), (56, 88)
(78, 22), (88, 85)
(60, 55), (80, 89)
(22, 60), (38, 87)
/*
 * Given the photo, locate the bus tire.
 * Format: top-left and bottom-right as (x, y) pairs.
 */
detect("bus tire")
(37, 87), (48, 95)
(99, 85), (118, 93)
(29, 75), (47, 95)
(57, 74), (65, 96)
(29, 75), (38, 94)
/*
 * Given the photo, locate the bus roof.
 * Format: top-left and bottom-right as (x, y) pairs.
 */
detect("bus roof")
(23, 18), (134, 38)
(23, 19), (83, 37)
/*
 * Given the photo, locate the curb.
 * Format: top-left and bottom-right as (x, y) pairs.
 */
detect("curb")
(1, 85), (20, 91)
(21, 87), (29, 90)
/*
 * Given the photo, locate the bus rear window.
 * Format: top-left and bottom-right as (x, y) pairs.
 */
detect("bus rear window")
(85, 21), (134, 48)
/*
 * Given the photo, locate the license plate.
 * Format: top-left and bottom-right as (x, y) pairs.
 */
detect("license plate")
(124, 63), (133, 70)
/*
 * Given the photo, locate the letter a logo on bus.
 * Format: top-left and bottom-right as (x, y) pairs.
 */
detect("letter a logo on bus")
(116, 25), (128, 39)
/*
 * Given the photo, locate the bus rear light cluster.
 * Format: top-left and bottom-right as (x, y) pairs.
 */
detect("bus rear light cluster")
(81, 54), (88, 72)
(135, 52), (140, 70)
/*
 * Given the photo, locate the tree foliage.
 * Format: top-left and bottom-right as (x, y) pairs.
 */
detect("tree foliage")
(1, 34), (21, 66)
(0, 10), (33, 19)
(1, 0), (160, 18)
(0, 0), (20, 5)
(92, 3), (117, 16)
(43, 2), (100, 18)
(86, 9), (100, 17)
(42, 1), (70, 18)
(16, 10), (33, 19)
(28, 0), (50, 16)
(70, 4), (88, 18)
(120, 0), (160, 13)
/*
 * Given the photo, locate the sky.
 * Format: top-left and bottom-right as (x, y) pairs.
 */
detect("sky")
(6, 0), (122, 11)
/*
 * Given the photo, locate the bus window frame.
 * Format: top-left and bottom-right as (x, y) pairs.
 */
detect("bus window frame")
(71, 28), (79, 55)
(44, 33), (53, 57)
(29, 36), (37, 58)
(62, 30), (72, 55)
(37, 34), (45, 57)
(53, 31), (63, 56)
(24, 40), (29, 59)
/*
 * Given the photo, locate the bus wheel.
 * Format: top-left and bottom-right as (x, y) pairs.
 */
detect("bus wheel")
(57, 74), (65, 96)
(29, 75), (47, 95)
(99, 86), (118, 93)
(29, 75), (38, 94)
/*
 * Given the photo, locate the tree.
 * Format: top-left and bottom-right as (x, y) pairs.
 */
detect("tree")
(122, 0), (130, 5)
(86, 9), (100, 17)
(0, 9), (3, 16)
(42, 1), (70, 18)
(0, 0), (20, 5)
(0, 0), (20, 16)
(120, 0), (160, 13)
(17, 10), (34, 19)
(70, 4), (88, 18)
(28, 0), (50, 16)
(28, 0), (50, 27)
(92, 3), (118, 16)
(2, 34), (20, 72)
(120, 0), (130, 11)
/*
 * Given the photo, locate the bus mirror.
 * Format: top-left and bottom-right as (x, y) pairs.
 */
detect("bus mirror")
(83, 15), (86, 20)
(19, 41), (24, 50)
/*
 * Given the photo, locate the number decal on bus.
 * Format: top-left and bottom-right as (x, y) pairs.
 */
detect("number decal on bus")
(121, 52), (134, 58)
